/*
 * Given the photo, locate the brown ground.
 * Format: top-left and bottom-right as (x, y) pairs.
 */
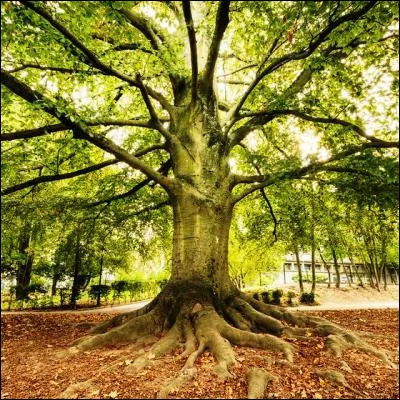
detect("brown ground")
(1, 308), (398, 399)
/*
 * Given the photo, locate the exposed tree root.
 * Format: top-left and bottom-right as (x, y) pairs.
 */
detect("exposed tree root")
(314, 368), (362, 396)
(125, 321), (182, 374)
(157, 367), (197, 399)
(246, 367), (277, 399)
(58, 286), (396, 398)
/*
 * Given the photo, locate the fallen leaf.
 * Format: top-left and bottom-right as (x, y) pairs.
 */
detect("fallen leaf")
(109, 390), (118, 398)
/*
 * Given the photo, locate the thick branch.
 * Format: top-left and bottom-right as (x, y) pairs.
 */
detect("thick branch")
(135, 74), (174, 141)
(203, 1), (230, 85)
(217, 63), (258, 78)
(238, 109), (394, 145)
(2, 160), (118, 196)
(232, 141), (399, 204)
(228, 1), (377, 117)
(6, 64), (99, 74)
(22, 2), (173, 114)
(1, 69), (174, 192)
(182, 1), (198, 101)
(87, 159), (172, 207)
(1, 124), (67, 141)
(118, 8), (163, 50)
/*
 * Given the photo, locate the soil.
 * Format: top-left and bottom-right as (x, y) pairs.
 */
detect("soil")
(1, 308), (398, 399)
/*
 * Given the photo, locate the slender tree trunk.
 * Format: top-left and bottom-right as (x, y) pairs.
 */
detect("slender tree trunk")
(70, 234), (81, 308)
(311, 238), (316, 293)
(51, 271), (61, 296)
(16, 224), (34, 300)
(341, 260), (352, 287)
(382, 263), (388, 290)
(318, 248), (331, 288)
(294, 248), (304, 293)
(393, 268), (399, 285)
(96, 252), (104, 307)
(347, 250), (364, 287)
(331, 247), (340, 289)
(367, 251), (380, 292)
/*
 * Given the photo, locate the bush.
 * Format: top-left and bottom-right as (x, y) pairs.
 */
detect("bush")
(286, 291), (296, 306)
(89, 284), (111, 300)
(111, 280), (130, 299)
(271, 289), (283, 305)
(261, 291), (270, 303)
(300, 292), (315, 304)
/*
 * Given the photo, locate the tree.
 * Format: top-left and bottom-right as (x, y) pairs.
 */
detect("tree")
(1, 1), (398, 396)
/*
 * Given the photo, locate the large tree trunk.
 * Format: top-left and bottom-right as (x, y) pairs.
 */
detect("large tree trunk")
(169, 192), (235, 299)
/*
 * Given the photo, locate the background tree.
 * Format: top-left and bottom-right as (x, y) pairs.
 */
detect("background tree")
(1, 1), (398, 396)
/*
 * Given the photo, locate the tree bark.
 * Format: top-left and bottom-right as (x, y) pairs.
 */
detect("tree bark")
(51, 271), (61, 296)
(70, 234), (81, 308)
(311, 237), (316, 293)
(318, 248), (331, 288)
(16, 224), (34, 300)
(169, 191), (235, 299)
(294, 248), (304, 293)
(331, 247), (340, 289)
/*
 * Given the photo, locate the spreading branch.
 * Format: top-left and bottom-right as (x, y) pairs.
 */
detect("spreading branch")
(87, 159), (172, 208)
(182, 1), (198, 101)
(232, 140), (399, 204)
(1, 69), (174, 192)
(203, 1), (230, 86)
(22, 2), (173, 114)
(135, 74), (174, 141)
(5, 64), (99, 74)
(237, 109), (395, 145)
(228, 1), (377, 118)
(1, 124), (67, 141)
(118, 7), (164, 51)
(2, 160), (118, 196)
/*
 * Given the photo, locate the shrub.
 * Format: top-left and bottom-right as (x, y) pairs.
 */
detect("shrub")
(89, 284), (111, 300)
(111, 280), (130, 299)
(261, 291), (270, 303)
(300, 292), (315, 304)
(271, 289), (283, 305)
(286, 291), (296, 306)
(127, 281), (144, 301)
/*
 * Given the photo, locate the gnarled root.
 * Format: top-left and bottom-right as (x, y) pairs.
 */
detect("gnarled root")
(58, 285), (396, 398)
(246, 368), (277, 399)
(243, 294), (395, 368)
(314, 368), (362, 396)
